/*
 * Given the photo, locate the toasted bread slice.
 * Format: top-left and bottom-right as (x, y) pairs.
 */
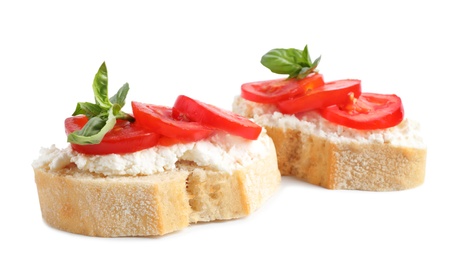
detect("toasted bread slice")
(33, 131), (280, 237)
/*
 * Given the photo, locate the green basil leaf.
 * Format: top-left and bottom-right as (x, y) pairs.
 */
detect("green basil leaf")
(286, 70), (300, 79)
(92, 62), (111, 109)
(109, 83), (129, 108)
(297, 67), (311, 79)
(67, 108), (116, 145)
(261, 45), (321, 79)
(72, 102), (104, 118)
(261, 48), (303, 75)
(289, 48), (306, 64)
(297, 56), (321, 79)
(301, 45), (312, 66)
(68, 62), (135, 146)
(312, 55), (321, 69)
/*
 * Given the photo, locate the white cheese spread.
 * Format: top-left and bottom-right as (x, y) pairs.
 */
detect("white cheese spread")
(32, 130), (271, 176)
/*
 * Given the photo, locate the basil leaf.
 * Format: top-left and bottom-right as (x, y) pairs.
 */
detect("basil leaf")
(297, 67), (311, 79)
(301, 45), (312, 66)
(261, 48), (303, 75)
(260, 45), (321, 79)
(109, 83), (129, 108)
(72, 102), (104, 118)
(289, 48), (306, 64)
(92, 62), (111, 109)
(287, 70), (300, 79)
(311, 55), (321, 69)
(67, 108), (116, 145)
(67, 62), (135, 145)
(297, 55), (322, 79)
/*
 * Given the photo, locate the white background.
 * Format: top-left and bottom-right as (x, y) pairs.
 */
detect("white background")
(1, 0), (457, 259)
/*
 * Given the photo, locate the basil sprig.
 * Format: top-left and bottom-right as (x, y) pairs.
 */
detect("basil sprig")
(260, 45), (321, 79)
(67, 62), (134, 145)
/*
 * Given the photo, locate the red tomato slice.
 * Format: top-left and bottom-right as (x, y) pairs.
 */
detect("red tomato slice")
(65, 115), (160, 155)
(320, 93), (404, 130)
(157, 136), (185, 146)
(277, 79), (362, 114)
(241, 73), (325, 103)
(131, 101), (214, 142)
(173, 95), (262, 140)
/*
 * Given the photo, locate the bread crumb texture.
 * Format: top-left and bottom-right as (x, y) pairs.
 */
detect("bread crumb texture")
(33, 132), (280, 237)
(232, 96), (427, 191)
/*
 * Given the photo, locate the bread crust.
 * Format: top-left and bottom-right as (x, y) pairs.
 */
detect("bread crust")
(34, 137), (280, 237)
(233, 96), (427, 191)
(265, 126), (426, 191)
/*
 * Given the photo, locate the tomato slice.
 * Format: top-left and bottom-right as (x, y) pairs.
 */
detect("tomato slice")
(65, 115), (160, 155)
(241, 73), (325, 103)
(320, 93), (404, 130)
(157, 136), (185, 146)
(276, 79), (362, 114)
(131, 101), (214, 142)
(173, 95), (262, 140)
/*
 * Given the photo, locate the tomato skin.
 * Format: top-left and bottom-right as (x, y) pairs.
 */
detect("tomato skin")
(65, 115), (160, 155)
(276, 79), (362, 114)
(173, 95), (262, 140)
(131, 101), (214, 142)
(320, 93), (404, 130)
(241, 73), (325, 104)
